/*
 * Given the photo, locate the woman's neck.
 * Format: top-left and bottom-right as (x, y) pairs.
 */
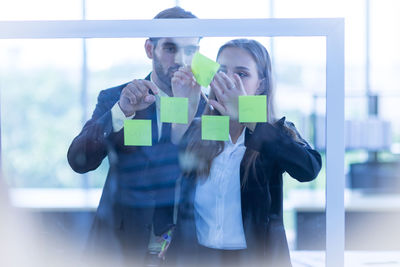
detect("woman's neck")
(229, 121), (245, 144)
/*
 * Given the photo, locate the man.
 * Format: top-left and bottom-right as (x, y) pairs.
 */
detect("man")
(67, 7), (203, 266)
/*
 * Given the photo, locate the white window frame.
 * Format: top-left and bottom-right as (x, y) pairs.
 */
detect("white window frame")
(0, 18), (345, 267)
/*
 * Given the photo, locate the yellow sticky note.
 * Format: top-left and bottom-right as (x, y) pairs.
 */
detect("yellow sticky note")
(201, 115), (229, 141)
(124, 120), (152, 146)
(239, 95), (267, 123)
(191, 52), (220, 87)
(160, 97), (188, 124)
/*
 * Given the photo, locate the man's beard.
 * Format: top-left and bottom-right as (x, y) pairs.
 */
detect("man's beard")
(153, 54), (180, 89)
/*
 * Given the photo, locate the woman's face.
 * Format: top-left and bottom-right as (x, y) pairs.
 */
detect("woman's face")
(217, 47), (262, 96)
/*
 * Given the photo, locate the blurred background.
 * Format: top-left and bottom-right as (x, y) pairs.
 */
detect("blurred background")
(0, 0), (399, 266)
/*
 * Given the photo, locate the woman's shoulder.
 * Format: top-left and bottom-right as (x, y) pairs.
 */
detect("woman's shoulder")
(273, 116), (294, 128)
(274, 116), (309, 147)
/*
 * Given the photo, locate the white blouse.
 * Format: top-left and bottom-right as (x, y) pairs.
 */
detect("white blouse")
(194, 129), (247, 250)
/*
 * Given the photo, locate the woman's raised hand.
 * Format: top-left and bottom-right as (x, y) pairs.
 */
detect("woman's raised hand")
(209, 72), (246, 120)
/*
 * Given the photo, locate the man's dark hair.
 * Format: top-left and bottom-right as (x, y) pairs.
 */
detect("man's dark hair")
(149, 7), (198, 46)
(153, 6), (197, 19)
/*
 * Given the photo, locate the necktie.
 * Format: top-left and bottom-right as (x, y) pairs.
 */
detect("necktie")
(160, 122), (171, 143)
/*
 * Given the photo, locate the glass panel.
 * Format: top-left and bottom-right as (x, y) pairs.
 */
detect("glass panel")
(85, 38), (151, 187)
(0, 39), (83, 188)
(273, 38), (326, 261)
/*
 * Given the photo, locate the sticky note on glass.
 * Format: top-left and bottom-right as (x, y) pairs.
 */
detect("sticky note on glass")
(124, 120), (152, 146)
(239, 95), (267, 123)
(160, 97), (188, 124)
(201, 115), (229, 141)
(191, 52), (220, 87)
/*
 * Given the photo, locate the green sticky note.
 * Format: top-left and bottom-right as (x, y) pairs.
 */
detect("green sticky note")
(201, 115), (229, 141)
(239, 95), (267, 123)
(160, 97), (188, 124)
(191, 52), (220, 87)
(124, 119), (152, 146)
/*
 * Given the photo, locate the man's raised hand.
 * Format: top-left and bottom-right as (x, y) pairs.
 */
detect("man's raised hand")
(119, 80), (159, 116)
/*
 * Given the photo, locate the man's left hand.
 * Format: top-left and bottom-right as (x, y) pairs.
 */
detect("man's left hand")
(171, 66), (201, 99)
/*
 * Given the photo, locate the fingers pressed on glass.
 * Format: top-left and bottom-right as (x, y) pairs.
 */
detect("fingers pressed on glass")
(220, 72), (236, 91)
(213, 73), (229, 92)
(142, 80), (159, 95)
(233, 74), (246, 94)
(136, 80), (150, 95)
(211, 80), (224, 100)
(124, 89), (137, 105)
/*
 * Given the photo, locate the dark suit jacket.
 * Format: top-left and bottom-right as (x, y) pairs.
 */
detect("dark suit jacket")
(67, 74), (205, 264)
(168, 117), (322, 267)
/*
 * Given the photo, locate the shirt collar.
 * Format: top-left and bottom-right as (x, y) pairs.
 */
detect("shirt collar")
(228, 127), (246, 147)
(150, 72), (169, 98)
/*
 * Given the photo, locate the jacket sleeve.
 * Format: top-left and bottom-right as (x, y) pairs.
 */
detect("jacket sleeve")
(67, 89), (117, 174)
(245, 117), (322, 182)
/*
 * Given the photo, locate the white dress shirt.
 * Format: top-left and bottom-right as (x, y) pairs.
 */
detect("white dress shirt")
(194, 129), (247, 250)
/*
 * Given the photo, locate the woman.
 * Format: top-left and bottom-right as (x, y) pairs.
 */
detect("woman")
(167, 39), (322, 267)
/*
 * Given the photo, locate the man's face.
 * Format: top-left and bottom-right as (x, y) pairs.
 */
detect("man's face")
(149, 37), (199, 89)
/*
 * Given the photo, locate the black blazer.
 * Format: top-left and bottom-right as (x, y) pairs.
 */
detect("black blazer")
(168, 117), (322, 267)
(67, 74), (205, 262)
